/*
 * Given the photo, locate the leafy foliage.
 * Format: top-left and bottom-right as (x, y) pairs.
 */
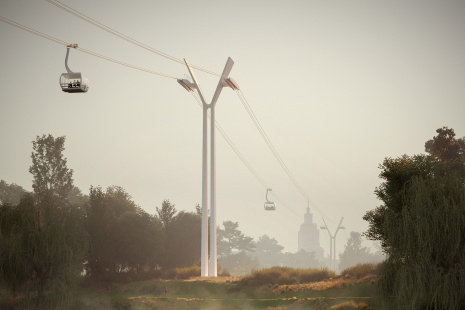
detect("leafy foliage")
(29, 134), (74, 203)
(84, 186), (164, 281)
(163, 211), (201, 268)
(376, 177), (465, 309)
(364, 127), (465, 309)
(0, 193), (88, 309)
(156, 199), (176, 228)
(1, 134), (88, 309)
(0, 180), (27, 205)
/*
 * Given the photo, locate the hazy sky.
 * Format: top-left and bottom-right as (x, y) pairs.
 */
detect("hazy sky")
(1, 0), (465, 257)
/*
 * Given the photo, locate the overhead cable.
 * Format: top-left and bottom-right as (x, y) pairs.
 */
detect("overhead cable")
(189, 92), (302, 219)
(45, 0), (221, 77)
(0, 15), (178, 79)
(234, 89), (335, 222)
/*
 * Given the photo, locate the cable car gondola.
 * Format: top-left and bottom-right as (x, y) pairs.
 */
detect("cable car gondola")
(60, 44), (89, 93)
(264, 188), (276, 211)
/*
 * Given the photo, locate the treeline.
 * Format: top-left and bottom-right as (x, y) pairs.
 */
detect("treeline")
(0, 135), (206, 309)
(0, 134), (327, 309)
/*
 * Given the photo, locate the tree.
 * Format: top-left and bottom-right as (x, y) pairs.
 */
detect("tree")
(84, 186), (117, 281)
(0, 180), (27, 205)
(255, 235), (284, 255)
(253, 235), (284, 268)
(68, 186), (88, 206)
(425, 126), (465, 162)
(163, 211), (201, 268)
(29, 134), (74, 203)
(363, 127), (465, 309)
(217, 221), (255, 257)
(115, 211), (164, 273)
(84, 186), (163, 280)
(156, 199), (176, 228)
(363, 154), (435, 250)
(424, 126), (465, 178)
(0, 134), (88, 309)
(338, 231), (382, 271)
(0, 192), (88, 309)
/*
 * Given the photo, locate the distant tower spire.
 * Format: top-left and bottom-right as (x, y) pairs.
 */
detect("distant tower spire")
(298, 199), (324, 261)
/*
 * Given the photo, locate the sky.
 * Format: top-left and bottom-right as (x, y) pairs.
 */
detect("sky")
(1, 0), (465, 258)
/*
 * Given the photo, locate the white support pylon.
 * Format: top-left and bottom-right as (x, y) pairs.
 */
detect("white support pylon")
(179, 57), (237, 277)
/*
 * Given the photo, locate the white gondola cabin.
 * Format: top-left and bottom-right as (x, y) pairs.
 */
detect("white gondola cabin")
(60, 44), (89, 93)
(264, 188), (276, 211)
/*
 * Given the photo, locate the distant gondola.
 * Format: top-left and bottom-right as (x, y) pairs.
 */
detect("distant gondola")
(60, 44), (89, 93)
(264, 188), (276, 211)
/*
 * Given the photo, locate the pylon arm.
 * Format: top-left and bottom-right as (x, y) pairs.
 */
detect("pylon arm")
(225, 77), (240, 90)
(177, 79), (196, 92)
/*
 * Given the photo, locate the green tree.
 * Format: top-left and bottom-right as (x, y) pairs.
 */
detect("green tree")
(68, 186), (88, 206)
(424, 126), (465, 162)
(0, 192), (88, 309)
(218, 221), (255, 257)
(163, 211), (201, 268)
(84, 186), (117, 281)
(84, 186), (162, 281)
(363, 154), (435, 250)
(115, 211), (164, 273)
(156, 199), (176, 228)
(0, 180), (27, 205)
(29, 134), (74, 203)
(0, 134), (88, 309)
(363, 127), (465, 309)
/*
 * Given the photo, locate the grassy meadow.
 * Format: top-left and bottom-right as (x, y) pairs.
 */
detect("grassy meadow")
(65, 264), (379, 310)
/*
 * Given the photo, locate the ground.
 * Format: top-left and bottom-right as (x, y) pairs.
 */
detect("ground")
(70, 275), (377, 310)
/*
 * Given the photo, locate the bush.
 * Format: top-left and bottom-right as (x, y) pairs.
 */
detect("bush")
(173, 265), (201, 280)
(239, 266), (335, 286)
(219, 268), (230, 277)
(340, 263), (379, 279)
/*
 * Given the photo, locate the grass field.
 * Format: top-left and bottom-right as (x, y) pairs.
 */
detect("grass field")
(1, 265), (379, 309)
(71, 274), (377, 309)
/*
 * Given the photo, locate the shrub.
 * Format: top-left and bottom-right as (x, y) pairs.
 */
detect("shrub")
(238, 266), (335, 286)
(340, 263), (379, 279)
(219, 268), (230, 277)
(173, 265), (201, 280)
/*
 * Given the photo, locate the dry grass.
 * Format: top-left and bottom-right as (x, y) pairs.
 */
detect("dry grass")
(340, 263), (381, 280)
(238, 266), (336, 286)
(329, 300), (370, 309)
(173, 265), (201, 279)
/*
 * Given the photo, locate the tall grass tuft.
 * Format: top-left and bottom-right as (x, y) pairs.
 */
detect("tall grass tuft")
(173, 265), (201, 280)
(330, 300), (370, 309)
(238, 266), (335, 286)
(340, 263), (380, 279)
